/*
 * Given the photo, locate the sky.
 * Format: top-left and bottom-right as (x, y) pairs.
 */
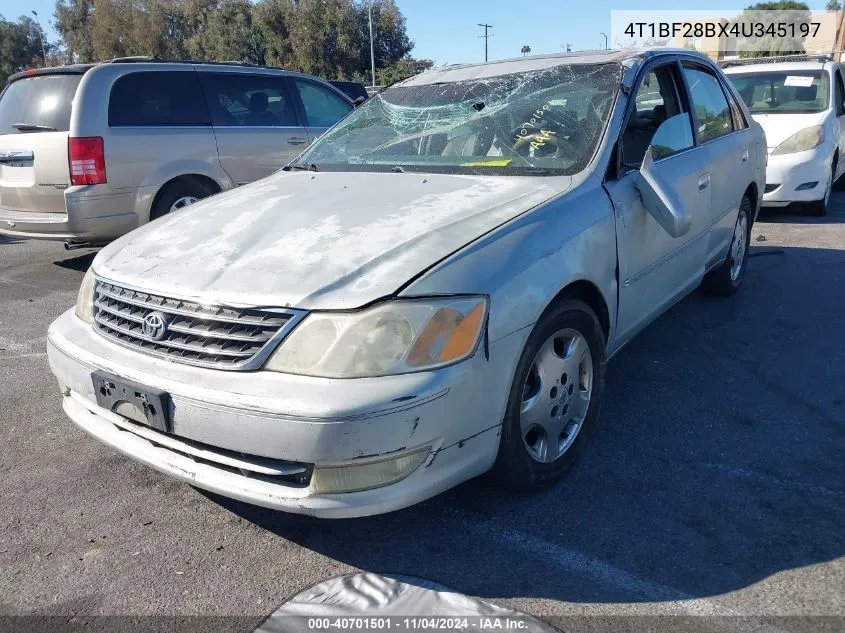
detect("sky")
(5, 0), (836, 65)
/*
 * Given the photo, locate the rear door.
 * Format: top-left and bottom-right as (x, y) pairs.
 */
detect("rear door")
(199, 71), (308, 185)
(0, 72), (83, 214)
(680, 62), (752, 266)
(290, 78), (354, 143)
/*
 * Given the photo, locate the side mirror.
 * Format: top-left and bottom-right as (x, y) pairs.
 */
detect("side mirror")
(634, 145), (692, 238)
(353, 96), (367, 108)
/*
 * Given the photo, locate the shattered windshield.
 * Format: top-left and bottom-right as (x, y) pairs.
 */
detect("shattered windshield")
(294, 63), (621, 175)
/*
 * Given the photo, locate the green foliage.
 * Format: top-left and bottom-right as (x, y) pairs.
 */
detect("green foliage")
(826, 0), (841, 11)
(41, 0), (418, 82)
(376, 56), (433, 86)
(733, 1), (811, 58)
(0, 15), (54, 84)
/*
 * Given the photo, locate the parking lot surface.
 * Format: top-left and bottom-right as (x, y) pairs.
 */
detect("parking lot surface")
(1, 199), (844, 631)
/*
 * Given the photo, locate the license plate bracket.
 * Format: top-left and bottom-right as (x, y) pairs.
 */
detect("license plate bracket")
(92, 371), (171, 433)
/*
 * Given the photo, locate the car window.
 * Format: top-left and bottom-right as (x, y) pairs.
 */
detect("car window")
(200, 73), (299, 127)
(835, 69), (845, 116)
(683, 65), (734, 142)
(108, 71), (210, 127)
(0, 74), (82, 134)
(728, 70), (830, 115)
(293, 80), (352, 127)
(623, 64), (688, 166)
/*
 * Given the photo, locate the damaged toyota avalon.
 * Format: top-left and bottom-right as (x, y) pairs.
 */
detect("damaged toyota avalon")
(47, 49), (764, 517)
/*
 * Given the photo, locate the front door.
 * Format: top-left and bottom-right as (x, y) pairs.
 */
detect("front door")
(604, 62), (713, 345)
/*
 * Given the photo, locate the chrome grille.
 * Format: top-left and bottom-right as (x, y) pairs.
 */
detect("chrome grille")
(92, 279), (304, 369)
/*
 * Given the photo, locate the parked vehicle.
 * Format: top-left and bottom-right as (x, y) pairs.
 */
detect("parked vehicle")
(329, 80), (369, 104)
(47, 49), (764, 518)
(724, 57), (845, 216)
(0, 59), (354, 248)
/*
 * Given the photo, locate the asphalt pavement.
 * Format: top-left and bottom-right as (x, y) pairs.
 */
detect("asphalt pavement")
(1, 198), (844, 632)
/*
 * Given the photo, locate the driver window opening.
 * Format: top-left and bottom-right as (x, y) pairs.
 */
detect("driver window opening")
(622, 65), (686, 167)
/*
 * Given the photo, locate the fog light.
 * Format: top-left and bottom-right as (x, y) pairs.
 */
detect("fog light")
(57, 379), (70, 396)
(795, 181), (819, 191)
(310, 446), (431, 494)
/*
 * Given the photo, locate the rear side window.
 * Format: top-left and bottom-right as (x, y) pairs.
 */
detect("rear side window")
(199, 73), (299, 127)
(109, 71), (210, 127)
(293, 80), (352, 127)
(0, 74), (82, 134)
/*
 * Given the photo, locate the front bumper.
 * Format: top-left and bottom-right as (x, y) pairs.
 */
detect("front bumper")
(762, 145), (834, 206)
(0, 189), (138, 242)
(47, 309), (521, 518)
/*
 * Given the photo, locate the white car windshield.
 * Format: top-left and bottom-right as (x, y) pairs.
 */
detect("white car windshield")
(292, 63), (621, 176)
(728, 70), (830, 114)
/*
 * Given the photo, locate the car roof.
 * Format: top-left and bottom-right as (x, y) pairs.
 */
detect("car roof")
(399, 48), (712, 86)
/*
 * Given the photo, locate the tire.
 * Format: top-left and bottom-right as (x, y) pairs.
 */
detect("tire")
(150, 178), (216, 221)
(701, 194), (751, 297)
(492, 298), (606, 490)
(805, 160), (834, 217)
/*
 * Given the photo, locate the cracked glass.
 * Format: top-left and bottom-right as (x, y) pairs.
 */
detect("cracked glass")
(293, 63), (622, 176)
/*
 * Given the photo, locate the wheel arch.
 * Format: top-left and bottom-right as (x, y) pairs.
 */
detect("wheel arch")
(542, 279), (611, 345)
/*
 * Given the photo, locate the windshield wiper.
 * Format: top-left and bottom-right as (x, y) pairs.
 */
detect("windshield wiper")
(285, 162), (319, 172)
(11, 123), (57, 132)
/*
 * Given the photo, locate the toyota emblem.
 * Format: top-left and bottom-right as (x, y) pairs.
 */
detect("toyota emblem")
(142, 311), (168, 341)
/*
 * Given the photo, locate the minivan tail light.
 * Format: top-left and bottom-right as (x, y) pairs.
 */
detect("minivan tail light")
(69, 137), (106, 185)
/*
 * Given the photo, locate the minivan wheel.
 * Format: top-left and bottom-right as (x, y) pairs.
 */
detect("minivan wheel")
(701, 195), (751, 297)
(150, 179), (216, 221)
(492, 298), (606, 490)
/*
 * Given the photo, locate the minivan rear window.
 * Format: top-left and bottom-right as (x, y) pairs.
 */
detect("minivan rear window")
(109, 71), (210, 126)
(0, 74), (82, 134)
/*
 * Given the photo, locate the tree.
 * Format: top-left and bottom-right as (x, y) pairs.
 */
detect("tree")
(376, 55), (432, 86)
(520, 45), (531, 56)
(0, 15), (51, 83)
(733, 1), (811, 57)
(826, 0), (841, 11)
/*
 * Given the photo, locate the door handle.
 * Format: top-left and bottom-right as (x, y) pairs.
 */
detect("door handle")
(287, 137), (308, 145)
(741, 148), (749, 163)
(698, 173), (711, 191)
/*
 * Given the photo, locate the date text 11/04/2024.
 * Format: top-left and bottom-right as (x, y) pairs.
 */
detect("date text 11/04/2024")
(624, 21), (821, 40)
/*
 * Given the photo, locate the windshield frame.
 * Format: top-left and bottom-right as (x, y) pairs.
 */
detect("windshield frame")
(290, 61), (623, 177)
(727, 69), (831, 115)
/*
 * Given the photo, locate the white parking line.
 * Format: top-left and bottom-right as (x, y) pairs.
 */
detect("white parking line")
(703, 463), (845, 501)
(460, 517), (723, 614)
(0, 352), (48, 360)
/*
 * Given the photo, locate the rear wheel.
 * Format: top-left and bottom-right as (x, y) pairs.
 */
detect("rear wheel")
(492, 298), (606, 490)
(150, 178), (216, 221)
(701, 194), (751, 296)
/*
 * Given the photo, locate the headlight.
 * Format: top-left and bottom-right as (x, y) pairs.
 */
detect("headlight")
(74, 268), (96, 323)
(265, 296), (488, 378)
(771, 125), (825, 156)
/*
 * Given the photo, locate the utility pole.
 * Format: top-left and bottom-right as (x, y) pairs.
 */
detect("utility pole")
(478, 23), (493, 62)
(31, 10), (48, 67)
(368, 1), (376, 87)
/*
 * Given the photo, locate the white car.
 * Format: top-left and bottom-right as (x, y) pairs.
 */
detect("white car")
(47, 49), (764, 518)
(725, 59), (845, 216)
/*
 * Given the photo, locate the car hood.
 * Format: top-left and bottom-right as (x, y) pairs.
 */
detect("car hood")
(749, 111), (829, 149)
(94, 170), (567, 309)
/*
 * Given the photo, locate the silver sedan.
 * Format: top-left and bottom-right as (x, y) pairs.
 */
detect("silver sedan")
(47, 48), (765, 517)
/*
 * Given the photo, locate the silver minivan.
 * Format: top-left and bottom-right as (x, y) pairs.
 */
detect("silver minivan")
(0, 59), (354, 248)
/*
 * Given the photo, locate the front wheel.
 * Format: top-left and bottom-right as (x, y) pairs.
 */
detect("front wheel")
(805, 160), (834, 217)
(492, 298), (606, 490)
(701, 194), (751, 297)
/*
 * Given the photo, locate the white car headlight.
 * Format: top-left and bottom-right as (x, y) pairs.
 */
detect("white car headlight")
(75, 268), (96, 323)
(265, 296), (488, 378)
(771, 125), (825, 156)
